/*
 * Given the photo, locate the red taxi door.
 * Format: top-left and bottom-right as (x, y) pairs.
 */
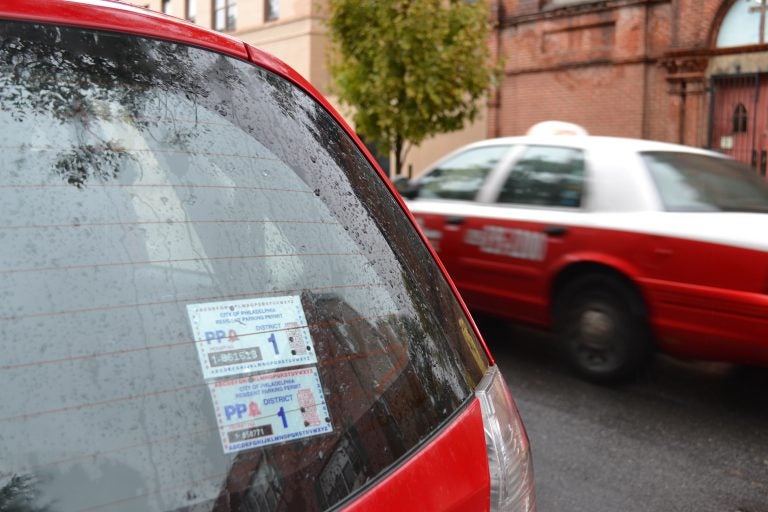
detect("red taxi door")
(409, 144), (517, 275)
(447, 144), (587, 327)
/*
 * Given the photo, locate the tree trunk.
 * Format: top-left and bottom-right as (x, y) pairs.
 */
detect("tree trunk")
(394, 134), (403, 177)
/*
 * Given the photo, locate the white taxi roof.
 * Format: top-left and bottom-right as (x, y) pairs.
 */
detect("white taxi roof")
(452, 134), (721, 157)
(419, 134), (729, 213)
(410, 131), (768, 252)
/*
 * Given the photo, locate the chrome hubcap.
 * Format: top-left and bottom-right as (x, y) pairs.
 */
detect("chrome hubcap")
(579, 308), (614, 350)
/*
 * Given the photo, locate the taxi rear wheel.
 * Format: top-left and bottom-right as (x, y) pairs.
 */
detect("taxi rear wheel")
(554, 274), (651, 383)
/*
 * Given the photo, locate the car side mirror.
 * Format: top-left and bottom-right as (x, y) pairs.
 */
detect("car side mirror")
(392, 176), (421, 199)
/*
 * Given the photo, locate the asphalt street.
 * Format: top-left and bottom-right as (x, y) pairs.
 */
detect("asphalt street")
(475, 316), (768, 512)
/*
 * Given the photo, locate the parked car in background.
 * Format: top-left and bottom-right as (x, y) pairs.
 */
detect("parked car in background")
(0, 2), (536, 511)
(397, 124), (768, 383)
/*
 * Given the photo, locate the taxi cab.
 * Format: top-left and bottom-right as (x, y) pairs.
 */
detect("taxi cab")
(399, 123), (768, 383)
(0, 2), (535, 511)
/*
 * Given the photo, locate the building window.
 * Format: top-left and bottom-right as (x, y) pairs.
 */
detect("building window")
(733, 103), (748, 133)
(717, 0), (768, 47)
(213, 0), (236, 31)
(265, 0), (279, 21)
(541, 0), (594, 8)
(186, 0), (196, 22)
(162, 0), (172, 14)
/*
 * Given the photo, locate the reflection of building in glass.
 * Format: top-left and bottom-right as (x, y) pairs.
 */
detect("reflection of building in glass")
(244, 456), (283, 511)
(316, 431), (367, 509)
(215, 291), (467, 511)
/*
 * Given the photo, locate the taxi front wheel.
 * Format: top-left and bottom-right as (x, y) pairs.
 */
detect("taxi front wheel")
(554, 274), (652, 384)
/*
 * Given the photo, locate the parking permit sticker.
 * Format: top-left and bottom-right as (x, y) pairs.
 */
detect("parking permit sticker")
(187, 295), (316, 379)
(209, 367), (332, 453)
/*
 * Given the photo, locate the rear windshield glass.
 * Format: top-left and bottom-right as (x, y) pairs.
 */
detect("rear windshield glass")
(0, 21), (488, 512)
(642, 151), (768, 212)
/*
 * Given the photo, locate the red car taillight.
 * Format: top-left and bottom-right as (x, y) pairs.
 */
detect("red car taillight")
(476, 366), (537, 512)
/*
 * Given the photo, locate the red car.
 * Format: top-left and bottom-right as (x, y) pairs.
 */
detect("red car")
(399, 126), (768, 383)
(0, 2), (535, 511)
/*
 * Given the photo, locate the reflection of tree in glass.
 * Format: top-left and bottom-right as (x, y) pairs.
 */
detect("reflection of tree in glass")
(0, 474), (51, 512)
(53, 143), (128, 189)
(261, 70), (342, 161)
(262, 71), (301, 122)
(0, 23), (210, 188)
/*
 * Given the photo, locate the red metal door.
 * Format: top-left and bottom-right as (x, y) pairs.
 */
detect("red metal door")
(757, 75), (768, 178)
(709, 74), (766, 176)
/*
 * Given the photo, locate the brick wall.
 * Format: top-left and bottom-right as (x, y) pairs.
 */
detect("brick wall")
(492, 0), (748, 148)
(498, 63), (647, 137)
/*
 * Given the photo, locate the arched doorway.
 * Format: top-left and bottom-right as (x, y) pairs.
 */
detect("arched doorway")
(709, 0), (768, 175)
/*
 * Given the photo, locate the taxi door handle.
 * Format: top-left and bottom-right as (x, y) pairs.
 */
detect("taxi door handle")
(445, 216), (466, 225)
(543, 225), (568, 237)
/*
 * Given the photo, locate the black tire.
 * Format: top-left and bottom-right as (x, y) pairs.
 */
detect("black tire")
(554, 273), (652, 384)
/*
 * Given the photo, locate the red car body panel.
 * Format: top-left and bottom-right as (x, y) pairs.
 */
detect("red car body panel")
(413, 207), (768, 367)
(340, 399), (491, 512)
(0, 0), (249, 58)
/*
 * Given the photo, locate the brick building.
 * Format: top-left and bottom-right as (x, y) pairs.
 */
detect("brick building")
(493, 0), (768, 172)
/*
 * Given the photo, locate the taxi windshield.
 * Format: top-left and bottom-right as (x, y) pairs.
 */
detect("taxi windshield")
(642, 151), (768, 212)
(0, 21), (488, 512)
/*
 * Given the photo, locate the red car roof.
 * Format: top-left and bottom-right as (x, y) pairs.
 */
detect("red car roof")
(1, 0), (248, 57)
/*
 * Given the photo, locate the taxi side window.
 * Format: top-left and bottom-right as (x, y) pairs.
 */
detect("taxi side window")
(417, 145), (510, 200)
(497, 145), (585, 207)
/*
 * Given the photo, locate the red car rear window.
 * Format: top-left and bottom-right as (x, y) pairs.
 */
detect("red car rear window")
(0, 21), (488, 511)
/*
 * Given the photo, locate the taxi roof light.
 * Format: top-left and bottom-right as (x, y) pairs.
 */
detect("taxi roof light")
(526, 120), (589, 137)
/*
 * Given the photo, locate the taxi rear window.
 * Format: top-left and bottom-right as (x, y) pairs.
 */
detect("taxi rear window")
(0, 21), (488, 512)
(642, 151), (768, 212)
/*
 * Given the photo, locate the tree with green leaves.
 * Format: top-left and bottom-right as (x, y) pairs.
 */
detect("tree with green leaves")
(326, 0), (497, 176)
